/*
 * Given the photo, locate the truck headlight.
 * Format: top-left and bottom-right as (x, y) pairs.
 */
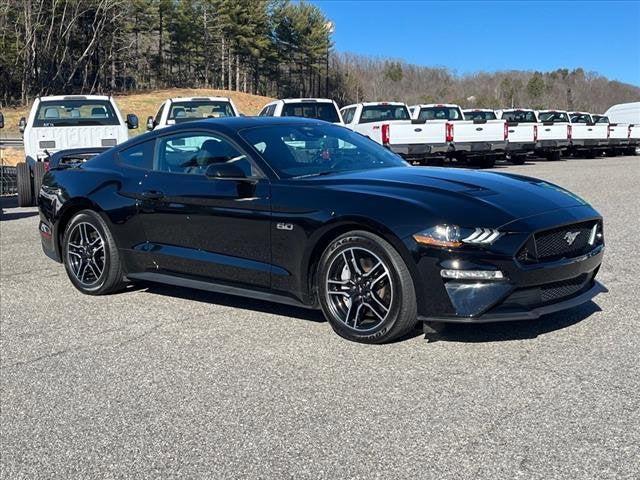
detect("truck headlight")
(413, 225), (501, 248)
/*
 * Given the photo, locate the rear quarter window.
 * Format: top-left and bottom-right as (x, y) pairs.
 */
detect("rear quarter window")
(118, 140), (154, 170)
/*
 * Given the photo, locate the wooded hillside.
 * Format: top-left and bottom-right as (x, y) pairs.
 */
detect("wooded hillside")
(1, 0), (638, 113)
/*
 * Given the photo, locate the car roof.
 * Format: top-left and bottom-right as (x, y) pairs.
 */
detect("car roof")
(39, 95), (111, 102)
(147, 115), (333, 134)
(412, 104), (460, 108)
(170, 96), (231, 102)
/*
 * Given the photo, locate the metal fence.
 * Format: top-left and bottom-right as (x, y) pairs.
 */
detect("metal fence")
(1, 165), (18, 196)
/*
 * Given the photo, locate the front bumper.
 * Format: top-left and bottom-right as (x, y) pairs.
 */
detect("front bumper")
(388, 143), (449, 158)
(453, 141), (508, 155)
(406, 207), (605, 323)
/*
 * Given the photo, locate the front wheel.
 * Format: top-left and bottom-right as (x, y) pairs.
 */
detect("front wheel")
(317, 231), (417, 344)
(62, 210), (125, 295)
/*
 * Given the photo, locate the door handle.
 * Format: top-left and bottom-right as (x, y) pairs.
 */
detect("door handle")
(141, 190), (164, 200)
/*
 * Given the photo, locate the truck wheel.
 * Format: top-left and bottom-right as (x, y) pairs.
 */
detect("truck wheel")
(511, 154), (526, 165)
(427, 157), (444, 167)
(32, 162), (46, 204)
(16, 162), (33, 207)
(479, 156), (496, 168)
(546, 150), (561, 161)
(584, 149), (595, 159)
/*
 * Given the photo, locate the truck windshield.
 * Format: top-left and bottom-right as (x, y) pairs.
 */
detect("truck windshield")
(592, 115), (609, 124)
(33, 100), (119, 127)
(240, 123), (406, 178)
(463, 110), (497, 121)
(538, 111), (569, 123)
(501, 110), (537, 123)
(169, 101), (236, 122)
(359, 105), (410, 124)
(570, 113), (592, 124)
(417, 107), (463, 121)
(281, 102), (341, 123)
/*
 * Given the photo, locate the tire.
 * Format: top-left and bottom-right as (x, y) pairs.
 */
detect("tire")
(584, 149), (595, 159)
(62, 210), (125, 295)
(510, 154), (526, 165)
(546, 150), (561, 161)
(32, 162), (46, 204)
(317, 230), (417, 344)
(427, 157), (444, 167)
(478, 156), (496, 168)
(16, 162), (33, 207)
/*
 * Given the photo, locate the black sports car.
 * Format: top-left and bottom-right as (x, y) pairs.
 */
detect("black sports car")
(38, 117), (605, 343)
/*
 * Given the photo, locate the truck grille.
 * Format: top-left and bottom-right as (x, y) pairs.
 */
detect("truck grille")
(517, 220), (602, 264)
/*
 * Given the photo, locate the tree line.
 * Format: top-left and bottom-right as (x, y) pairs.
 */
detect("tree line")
(0, 0), (333, 104)
(1, 0), (638, 113)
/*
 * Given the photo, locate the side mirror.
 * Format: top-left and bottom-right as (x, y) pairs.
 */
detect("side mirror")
(19, 117), (26, 133)
(126, 114), (139, 130)
(146, 116), (155, 131)
(205, 162), (247, 179)
(0, 112), (4, 129)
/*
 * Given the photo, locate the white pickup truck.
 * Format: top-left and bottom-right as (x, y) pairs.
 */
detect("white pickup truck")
(567, 111), (609, 157)
(604, 102), (640, 155)
(341, 102), (448, 164)
(535, 110), (571, 160)
(147, 96), (239, 130)
(591, 114), (630, 156)
(412, 104), (507, 167)
(259, 98), (343, 124)
(16, 95), (138, 206)
(495, 109), (539, 164)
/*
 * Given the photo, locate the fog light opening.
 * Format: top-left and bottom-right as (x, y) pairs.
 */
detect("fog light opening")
(440, 269), (506, 280)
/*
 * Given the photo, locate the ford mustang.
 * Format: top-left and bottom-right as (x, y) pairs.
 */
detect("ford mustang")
(38, 117), (605, 343)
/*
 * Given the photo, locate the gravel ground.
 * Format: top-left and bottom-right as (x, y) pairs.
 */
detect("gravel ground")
(1, 156), (639, 479)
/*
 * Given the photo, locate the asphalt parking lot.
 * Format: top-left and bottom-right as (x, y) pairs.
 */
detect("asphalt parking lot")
(1, 156), (639, 479)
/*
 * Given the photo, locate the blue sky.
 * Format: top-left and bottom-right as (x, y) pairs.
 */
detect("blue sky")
(313, 0), (640, 86)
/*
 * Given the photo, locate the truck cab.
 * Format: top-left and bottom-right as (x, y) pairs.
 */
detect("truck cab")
(16, 95), (138, 207)
(147, 96), (239, 130)
(535, 110), (571, 160)
(259, 98), (343, 124)
(495, 108), (540, 164)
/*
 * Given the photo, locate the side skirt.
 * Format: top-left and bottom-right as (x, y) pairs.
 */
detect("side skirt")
(127, 271), (317, 310)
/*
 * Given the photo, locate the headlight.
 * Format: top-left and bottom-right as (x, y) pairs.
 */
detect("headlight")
(413, 225), (501, 248)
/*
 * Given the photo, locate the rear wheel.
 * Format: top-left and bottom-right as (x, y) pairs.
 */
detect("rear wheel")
(510, 154), (526, 165)
(546, 150), (561, 161)
(16, 162), (33, 207)
(317, 231), (417, 344)
(62, 210), (125, 295)
(32, 162), (46, 203)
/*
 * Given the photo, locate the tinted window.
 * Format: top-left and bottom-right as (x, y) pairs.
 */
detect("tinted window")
(241, 123), (407, 179)
(463, 110), (497, 121)
(417, 107), (463, 121)
(570, 113), (592, 124)
(168, 101), (235, 123)
(153, 104), (165, 125)
(281, 102), (340, 123)
(501, 110), (537, 123)
(592, 115), (609, 124)
(259, 105), (271, 116)
(34, 100), (119, 127)
(359, 105), (410, 124)
(119, 140), (154, 170)
(538, 111), (569, 123)
(155, 132), (257, 177)
(341, 107), (356, 124)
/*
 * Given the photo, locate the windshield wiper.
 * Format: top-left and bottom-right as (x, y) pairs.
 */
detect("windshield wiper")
(292, 170), (337, 179)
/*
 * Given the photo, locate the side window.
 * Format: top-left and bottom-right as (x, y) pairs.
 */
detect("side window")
(118, 140), (154, 170)
(154, 104), (165, 125)
(258, 105), (269, 117)
(267, 104), (276, 116)
(341, 107), (355, 124)
(155, 132), (260, 177)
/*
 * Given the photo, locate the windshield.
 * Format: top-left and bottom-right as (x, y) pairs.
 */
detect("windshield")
(570, 113), (592, 124)
(168, 101), (236, 122)
(359, 105), (410, 124)
(592, 115), (609, 124)
(501, 110), (537, 123)
(463, 110), (497, 121)
(33, 100), (119, 127)
(281, 102), (341, 123)
(240, 123), (407, 178)
(538, 111), (569, 123)
(417, 107), (463, 121)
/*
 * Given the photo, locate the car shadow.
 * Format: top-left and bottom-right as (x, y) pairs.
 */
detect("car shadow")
(0, 210), (39, 221)
(425, 300), (602, 344)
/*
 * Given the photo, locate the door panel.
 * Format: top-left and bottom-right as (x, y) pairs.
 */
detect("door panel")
(137, 131), (272, 288)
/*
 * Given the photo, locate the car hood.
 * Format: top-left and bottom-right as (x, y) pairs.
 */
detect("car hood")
(304, 167), (591, 228)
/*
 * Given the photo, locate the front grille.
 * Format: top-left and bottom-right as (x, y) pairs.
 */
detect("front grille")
(501, 272), (594, 309)
(517, 220), (602, 264)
